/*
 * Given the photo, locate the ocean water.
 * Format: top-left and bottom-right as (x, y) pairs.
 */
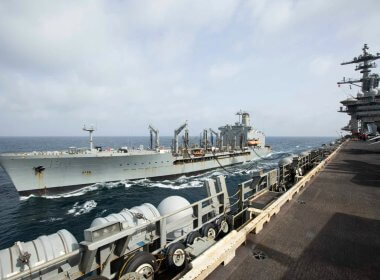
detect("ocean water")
(0, 136), (335, 249)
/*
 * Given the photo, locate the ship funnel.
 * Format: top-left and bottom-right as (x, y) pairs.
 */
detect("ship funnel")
(236, 110), (250, 126)
(242, 112), (250, 126)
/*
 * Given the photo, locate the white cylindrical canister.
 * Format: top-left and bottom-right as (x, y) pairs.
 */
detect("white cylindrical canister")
(90, 203), (160, 228)
(157, 196), (193, 240)
(0, 229), (80, 279)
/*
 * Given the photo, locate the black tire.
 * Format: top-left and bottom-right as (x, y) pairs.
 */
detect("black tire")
(214, 217), (230, 237)
(185, 231), (201, 245)
(201, 223), (217, 240)
(165, 242), (187, 271)
(119, 251), (157, 279)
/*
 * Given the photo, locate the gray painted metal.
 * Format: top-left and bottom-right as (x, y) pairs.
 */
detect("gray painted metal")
(148, 125), (160, 150)
(0, 113), (271, 195)
(338, 44), (380, 135)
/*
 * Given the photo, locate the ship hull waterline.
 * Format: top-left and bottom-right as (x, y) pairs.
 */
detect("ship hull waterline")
(0, 148), (271, 196)
(17, 162), (243, 196)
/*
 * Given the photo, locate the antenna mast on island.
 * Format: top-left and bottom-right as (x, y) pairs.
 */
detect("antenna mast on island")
(338, 44), (380, 92)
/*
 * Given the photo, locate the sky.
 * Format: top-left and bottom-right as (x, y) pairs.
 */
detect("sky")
(0, 0), (379, 137)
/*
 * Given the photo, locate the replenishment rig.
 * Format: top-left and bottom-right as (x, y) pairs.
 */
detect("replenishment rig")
(0, 112), (271, 196)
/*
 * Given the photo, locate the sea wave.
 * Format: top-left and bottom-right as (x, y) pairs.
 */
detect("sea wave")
(19, 181), (133, 200)
(148, 180), (204, 190)
(67, 200), (97, 216)
(96, 209), (108, 217)
(20, 194), (36, 201)
(39, 217), (63, 223)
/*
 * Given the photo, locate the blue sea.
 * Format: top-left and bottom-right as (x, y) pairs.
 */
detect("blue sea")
(0, 136), (334, 249)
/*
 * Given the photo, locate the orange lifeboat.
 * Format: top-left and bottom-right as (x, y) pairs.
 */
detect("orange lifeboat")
(247, 139), (260, 146)
(192, 149), (205, 157)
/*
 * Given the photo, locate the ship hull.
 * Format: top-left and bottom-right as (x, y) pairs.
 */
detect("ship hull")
(0, 147), (271, 196)
(15, 162), (244, 196)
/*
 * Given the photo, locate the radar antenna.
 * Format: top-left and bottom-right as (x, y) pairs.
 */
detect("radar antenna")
(338, 44), (380, 92)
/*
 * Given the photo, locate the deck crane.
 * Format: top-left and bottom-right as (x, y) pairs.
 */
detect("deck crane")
(173, 121), (188, 154)
(209, 128), (219, 147)
(148, 125), (160, 150)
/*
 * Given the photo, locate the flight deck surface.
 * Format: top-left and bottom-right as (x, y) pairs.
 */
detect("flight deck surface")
(207, 140), (380, 280)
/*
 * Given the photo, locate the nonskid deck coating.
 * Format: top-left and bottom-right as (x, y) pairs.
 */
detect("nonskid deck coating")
(207, 140), (380, 280)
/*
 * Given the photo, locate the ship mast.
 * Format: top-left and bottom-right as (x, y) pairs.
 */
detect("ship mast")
(337, 44), (380, 92)
(338, 44), (380, 135)
(83, 125), (95, 150)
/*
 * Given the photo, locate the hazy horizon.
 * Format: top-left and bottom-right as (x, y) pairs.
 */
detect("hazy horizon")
(0, 135), (337, 138)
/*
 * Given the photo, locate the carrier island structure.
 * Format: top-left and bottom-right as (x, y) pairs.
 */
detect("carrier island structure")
(338, 44), (380, 135)
(0, 112), (271, 196)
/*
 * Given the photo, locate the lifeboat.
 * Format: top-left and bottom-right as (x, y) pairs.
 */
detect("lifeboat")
(192, 149), (205, 157)
(247, 139), (260, 146)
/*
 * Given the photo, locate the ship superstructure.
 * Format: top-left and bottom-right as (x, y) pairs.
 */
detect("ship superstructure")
(0, 112), (271, 196)
(338, 44), (380, 135)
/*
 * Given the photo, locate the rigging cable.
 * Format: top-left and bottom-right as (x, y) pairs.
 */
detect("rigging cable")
(211, 148), (289, 176)
(211, 149), (236, 175)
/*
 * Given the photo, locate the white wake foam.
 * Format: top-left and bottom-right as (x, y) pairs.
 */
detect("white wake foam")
(67, 200), (97, 216)
(39, 217), (63, 223)
(148, 179), (204, 190)
(97, 209), (108, 216)
(20, 180), (134, 200)
(20, 194), (36, 201)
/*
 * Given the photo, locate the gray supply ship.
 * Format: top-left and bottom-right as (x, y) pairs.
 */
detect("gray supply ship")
(0, 111), (271, 196)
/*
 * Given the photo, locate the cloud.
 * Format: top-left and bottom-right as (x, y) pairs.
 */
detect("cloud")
(0, 0), (379, 137)
(251, 0), (293, 32)
(309, 56), (334, 76)
(209, 62), (241, 79)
